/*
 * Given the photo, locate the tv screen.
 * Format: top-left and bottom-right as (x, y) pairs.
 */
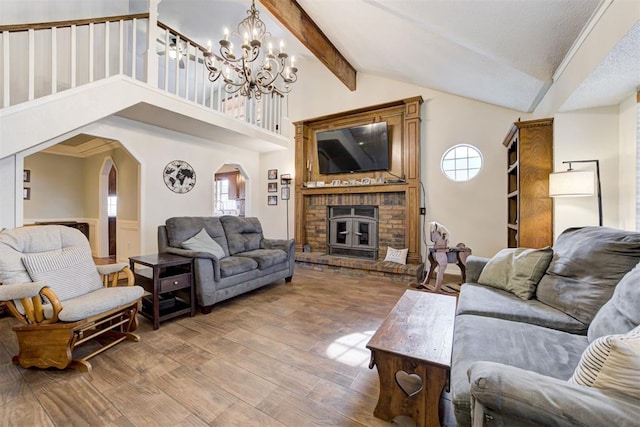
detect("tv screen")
(316, 122), (390, 174)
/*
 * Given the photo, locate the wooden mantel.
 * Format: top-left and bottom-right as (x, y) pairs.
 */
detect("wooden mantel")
(293, 96), (423, 264)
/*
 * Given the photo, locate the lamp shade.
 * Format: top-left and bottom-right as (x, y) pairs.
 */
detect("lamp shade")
(549, 170), (594, 197)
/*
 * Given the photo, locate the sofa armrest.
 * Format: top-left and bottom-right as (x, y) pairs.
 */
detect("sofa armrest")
(468, 361), (640, 427)
(465, 256), (489, 283)
(163, 247), (221, 281)
(262, 238), (295, 255)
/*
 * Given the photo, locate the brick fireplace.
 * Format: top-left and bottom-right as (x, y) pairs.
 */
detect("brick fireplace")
(305, 193), (405, 259)
(292, 96), (424, 281)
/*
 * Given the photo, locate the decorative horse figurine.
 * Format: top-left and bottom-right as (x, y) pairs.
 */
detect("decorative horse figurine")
(418, 221), (471, 293)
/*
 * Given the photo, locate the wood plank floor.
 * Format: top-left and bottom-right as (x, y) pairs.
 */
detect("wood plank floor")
(0, 267), (457, 426)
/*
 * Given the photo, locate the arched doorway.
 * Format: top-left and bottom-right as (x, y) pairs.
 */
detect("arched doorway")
(213, 163), (249, 217)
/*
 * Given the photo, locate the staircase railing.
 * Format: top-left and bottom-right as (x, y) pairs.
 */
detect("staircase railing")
(0, 13), (283, 134)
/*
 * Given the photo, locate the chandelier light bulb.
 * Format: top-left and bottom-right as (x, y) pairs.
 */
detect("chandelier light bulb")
(223, 28), (229, 41)
(279, 40), (284, 53)
(206, 40), (212, 53)
(268, 42), (273, 55)
(243, 32), (249, 46)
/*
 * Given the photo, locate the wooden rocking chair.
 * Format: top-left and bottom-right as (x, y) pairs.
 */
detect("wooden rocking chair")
(0, 225), (144, 371)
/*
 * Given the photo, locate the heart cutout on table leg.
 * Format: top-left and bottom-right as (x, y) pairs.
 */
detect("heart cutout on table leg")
(395, 370), (423, 397)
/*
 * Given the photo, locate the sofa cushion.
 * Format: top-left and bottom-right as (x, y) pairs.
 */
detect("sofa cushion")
(181, 228), (226, 259)
(536, 226), (640, 325)
(478, 247), (553, 299)
(451, 314), (588, 427)
(220, 216), (263, 255)
(235, 249), (287, 270)
(457, 283), (587, 333)
(569, 325), (640, 399)
(22, 246), (103, 302)
(165, 217), (229, 257)
(588, 262), (640, 341)
(43, 285), (144, 322)
(219, 256), (258, 278)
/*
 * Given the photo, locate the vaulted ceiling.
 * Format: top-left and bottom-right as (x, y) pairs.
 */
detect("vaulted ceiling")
(157, 0), (638, 113)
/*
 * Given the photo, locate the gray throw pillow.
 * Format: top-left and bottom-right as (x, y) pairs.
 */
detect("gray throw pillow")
(22, 246), (103, 301)
(182, 228), (226, 259)
(478, 247), (553, 299)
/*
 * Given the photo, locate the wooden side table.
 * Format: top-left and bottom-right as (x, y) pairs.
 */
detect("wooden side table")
(367, 290), (457, 427)
(129, 253), (195, 330)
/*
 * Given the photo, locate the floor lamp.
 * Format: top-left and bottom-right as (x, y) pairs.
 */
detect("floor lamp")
(548, 159), (602, 226)
(281, 174), (292, 239)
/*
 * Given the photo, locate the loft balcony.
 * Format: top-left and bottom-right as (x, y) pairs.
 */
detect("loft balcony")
(0, 11), (289, 157)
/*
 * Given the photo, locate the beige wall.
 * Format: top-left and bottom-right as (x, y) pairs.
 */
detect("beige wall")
(552, 106), (620, 237)
(23, 153), (85, 221)
(617, 93), (639, 231)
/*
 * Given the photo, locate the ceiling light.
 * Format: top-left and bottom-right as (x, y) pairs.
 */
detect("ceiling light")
(203, 0), (298, 99)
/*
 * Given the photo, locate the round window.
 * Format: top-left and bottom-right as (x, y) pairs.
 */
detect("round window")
(440, 144), (483, 182)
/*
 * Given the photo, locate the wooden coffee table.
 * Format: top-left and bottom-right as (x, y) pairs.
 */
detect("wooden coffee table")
(367, 290), (457, 427)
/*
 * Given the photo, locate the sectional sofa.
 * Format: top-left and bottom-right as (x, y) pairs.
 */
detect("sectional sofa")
(451, 226), (640, 426)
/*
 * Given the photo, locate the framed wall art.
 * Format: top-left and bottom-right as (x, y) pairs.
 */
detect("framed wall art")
(267, 195), (278, 206)
(268, 169), (277, 180)
(23, 170), (30, 182)
(268, 182), (277, 192)
(23, 187), (31, 200)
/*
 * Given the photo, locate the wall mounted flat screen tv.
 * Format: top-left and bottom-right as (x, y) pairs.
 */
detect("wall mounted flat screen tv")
(316, 122), (390, 174)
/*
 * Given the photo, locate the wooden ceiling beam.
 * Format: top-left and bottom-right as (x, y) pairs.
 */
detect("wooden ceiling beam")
(259, 0), (357, 91)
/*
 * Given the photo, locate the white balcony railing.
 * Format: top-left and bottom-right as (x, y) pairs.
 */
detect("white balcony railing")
(0, 13), (284, 134)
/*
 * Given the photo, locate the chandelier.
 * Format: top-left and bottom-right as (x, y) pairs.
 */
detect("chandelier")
(203, 0), (298, 99)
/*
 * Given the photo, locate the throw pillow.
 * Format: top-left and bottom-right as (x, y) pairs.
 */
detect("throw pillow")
(478, 247), (553, 299)
(384, 247), (408, 265)
(477, 248), (515, 292)
(22, 246), (103, 302)
(182, 228), (226, 259)
(507, 247), (553, 299)
(569, 325), (640, 399)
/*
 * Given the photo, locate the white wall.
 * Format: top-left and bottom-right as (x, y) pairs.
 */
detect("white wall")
(552, 106), (620, 237)
(75, 116), (262, 255)
(263, 60), (522, 259)
(618, 93), (638, 231)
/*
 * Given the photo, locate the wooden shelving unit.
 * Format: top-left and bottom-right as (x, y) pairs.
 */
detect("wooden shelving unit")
(503, 118), (554, 248)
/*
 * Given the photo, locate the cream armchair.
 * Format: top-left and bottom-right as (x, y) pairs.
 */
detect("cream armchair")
(0, 225), (144, 371)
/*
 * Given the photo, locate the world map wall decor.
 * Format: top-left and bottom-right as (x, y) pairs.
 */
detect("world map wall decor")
(163, 160), (196, 193)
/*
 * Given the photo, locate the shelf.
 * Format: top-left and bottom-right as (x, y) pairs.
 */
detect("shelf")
(507, 161), (518, 174)
(507, 190), (519, 199)
(507, 224), (518, 230)
(300, 182), (409, 196)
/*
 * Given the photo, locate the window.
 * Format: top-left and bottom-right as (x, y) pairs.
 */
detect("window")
(107, 196), (117, 217)
(214, 177), (237, 214)
(441, 144), (483, 182)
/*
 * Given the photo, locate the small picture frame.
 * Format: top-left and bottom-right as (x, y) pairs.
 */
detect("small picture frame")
(281, 186), (290, 200)
(331, 179), (341, 186)
(376, 177), (386, 184)
(268, 195), (278, 206)
(23, 187), (31, 200)
(23, 170), (30, 182)
(268, 182), (278, 192)
(268, 169), (278, 180)
(361, 178), (371, 185)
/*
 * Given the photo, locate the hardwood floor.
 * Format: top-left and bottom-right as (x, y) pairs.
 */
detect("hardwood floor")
(0, 267), (457, 426)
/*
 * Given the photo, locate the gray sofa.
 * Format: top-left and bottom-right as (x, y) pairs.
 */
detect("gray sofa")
(451, 226), (640, 427)
(158, 216), (294, 312)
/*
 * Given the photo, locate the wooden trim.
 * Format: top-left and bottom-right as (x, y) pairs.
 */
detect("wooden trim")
(0, 13), (149, 32)
(259, 0), (357, 91)
(637, 91), (640, 103)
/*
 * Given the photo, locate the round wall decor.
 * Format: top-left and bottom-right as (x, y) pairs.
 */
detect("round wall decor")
(163, 160), (196, 193)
